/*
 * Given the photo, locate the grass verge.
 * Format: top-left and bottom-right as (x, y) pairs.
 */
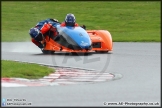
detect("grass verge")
(2, 1), (160, 42)
(2, 60), (55, 79)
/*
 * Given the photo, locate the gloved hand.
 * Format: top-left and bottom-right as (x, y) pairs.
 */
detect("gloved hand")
(53, 19), (58, 22)
(38, 44), (44, 49)
(81, 25), (86, 30)
(50, 18), (59, 23)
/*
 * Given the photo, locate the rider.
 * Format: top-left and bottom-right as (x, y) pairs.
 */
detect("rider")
(60, 13), (86, 29)
(29, 18), (60, 49)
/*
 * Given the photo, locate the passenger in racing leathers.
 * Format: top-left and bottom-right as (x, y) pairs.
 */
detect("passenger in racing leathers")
(29, 18), (60, 49)
(60, 13), (86, 30)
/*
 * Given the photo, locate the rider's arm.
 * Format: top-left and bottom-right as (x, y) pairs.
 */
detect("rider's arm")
(39, 23), (53, 34)
(35, 19), (53, 34)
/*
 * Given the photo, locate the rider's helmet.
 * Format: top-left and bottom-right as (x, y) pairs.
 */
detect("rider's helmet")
(65, 13), (76, 26)
(29, 27), (42, 41)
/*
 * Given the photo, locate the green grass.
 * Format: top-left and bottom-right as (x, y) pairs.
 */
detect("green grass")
(2, 1), (160, 42)
(2, 60), (55, 79)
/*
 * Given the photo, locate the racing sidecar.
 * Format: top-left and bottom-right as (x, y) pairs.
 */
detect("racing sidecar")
(41, 24), (113, 54)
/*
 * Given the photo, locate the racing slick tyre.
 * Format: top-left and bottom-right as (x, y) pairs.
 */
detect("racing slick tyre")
(71, 52), (78, 55)
(41, 49), (55, 54)
(71, 52), (89, 56)
(84, 52), (89, 55)
(95, 50), (108, 53)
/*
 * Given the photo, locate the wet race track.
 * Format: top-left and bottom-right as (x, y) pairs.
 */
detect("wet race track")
(1, 42), (161, 107)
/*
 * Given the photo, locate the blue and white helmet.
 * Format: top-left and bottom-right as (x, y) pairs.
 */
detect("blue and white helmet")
(29, 27), (40, 39)
(65, 13), (76, 26)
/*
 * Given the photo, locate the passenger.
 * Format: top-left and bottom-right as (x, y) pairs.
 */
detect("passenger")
(29, 18), (60, 49)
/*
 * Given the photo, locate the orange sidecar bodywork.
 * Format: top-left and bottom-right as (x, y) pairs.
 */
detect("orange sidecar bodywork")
(41, 30), (113, 53)
(87, 30), (113, 52)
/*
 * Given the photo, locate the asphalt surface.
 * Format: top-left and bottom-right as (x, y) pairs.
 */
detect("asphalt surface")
(1, 42), (161, 107)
